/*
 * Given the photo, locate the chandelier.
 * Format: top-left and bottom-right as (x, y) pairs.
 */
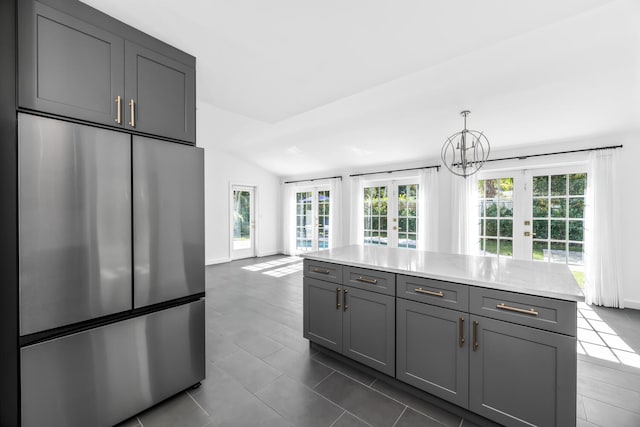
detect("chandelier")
(441, 110), (490, 177)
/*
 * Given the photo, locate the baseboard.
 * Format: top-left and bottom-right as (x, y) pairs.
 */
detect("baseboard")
(623, 299), (640, 310)
(205, 257), (231, 265)
(256, 250), (284, 257)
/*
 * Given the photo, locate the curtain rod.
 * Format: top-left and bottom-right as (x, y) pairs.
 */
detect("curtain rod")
(486, 144), (623, 164)
(283, 175), (342, 184)
(349, 164), (440, 178)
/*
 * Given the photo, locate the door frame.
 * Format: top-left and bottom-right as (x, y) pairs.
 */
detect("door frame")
(294, 185), (330, 253)
(229, 183), (257, 260)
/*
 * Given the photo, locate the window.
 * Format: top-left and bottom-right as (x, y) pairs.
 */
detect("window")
(477, 178), (513, 257)
(295, 188), (330, 252)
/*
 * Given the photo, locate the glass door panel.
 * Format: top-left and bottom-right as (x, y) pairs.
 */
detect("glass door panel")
(477, 178), (514, 257)
(295, 188), (330, 252)
(364, 186), (388, 246)
(232, 186), (255, 259)
(397, 184), (418, 249)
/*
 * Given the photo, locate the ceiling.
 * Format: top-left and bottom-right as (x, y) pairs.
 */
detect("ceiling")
(81, 0), (639, 177)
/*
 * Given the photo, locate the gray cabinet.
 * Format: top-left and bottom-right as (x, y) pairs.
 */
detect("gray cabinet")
(125, 41), (195, 143)
(18, 1), (124, 127)
(469, 315), (576, 427)
(396, 298), (468, 407)
(303, 261), (395, 376)
(18, 0), (196, 143)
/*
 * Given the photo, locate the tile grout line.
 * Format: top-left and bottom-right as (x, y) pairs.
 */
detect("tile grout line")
(136, 416), (143, 426)
(580, 392), (640, 416)
(328, 410), (347, 427)
(311, 369), (335, 389)
(390, 405), (407, 427)
(186, 390), (211, 418)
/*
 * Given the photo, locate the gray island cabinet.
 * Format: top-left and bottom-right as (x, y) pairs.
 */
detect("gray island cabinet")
(303, 245), (583, 427)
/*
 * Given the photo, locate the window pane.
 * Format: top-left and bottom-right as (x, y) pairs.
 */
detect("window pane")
(550, 175), (567, 196)
(550, 241), (567, 263)
(568, 220), (584, 241)
(485, 179), (498, 198)
(499, 220), (513, 237)
(550, 220), (566, 240)
(533, 199), (548, 218)
(380, 217), (387, 231)
(408, 218), (416, 233)
(479, 220), (485, 236)
(550, 198), (566, 218)
(533, 241), (548, 261)
(533, 220), (548, 239)
(499, 201), (513, 217)
(500, 239), (513, 257)
(486, 238), (498, 255)
(533, 176), (548, 196)
(569, 243), (584, 265)
(486, 219), (498, 237)
(569, 174), (587, 195)
(569, 198), (585, 218)
(398, 217), (406, 231)
(486, 201), (497, 217)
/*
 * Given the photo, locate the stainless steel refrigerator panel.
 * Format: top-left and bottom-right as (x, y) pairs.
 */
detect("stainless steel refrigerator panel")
(133, 136), (204, 308)
(21, 299), (205, 427)
(18, 114), (132, 336)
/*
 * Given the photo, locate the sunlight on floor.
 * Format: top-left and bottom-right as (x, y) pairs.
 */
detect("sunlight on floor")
(242, 256), (302, 272)
(263, 262), (303, 277)
(577, 302), (640, 368)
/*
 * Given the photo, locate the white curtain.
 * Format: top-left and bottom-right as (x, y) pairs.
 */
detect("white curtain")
(451, 174), (479, 255)
(584, 149), (623, 307)
(282, 183), (297, 255)
(329, 178), (343, 248)
(349, 176), (364, 245)
(418, 168), (439, 251)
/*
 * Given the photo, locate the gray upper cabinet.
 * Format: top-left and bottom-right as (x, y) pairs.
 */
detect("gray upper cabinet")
(18, 1), (124, 127)
(18, 0), (196, 143)
(469, 315), (576, 427)
(396, 298), (468, 407)
(125, 41), (195, 143)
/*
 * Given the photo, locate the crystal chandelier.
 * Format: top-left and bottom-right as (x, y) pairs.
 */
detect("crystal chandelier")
(441, 110), (490, 177)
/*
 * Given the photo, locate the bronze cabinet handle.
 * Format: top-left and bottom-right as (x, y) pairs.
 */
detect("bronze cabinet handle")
(129, 98), (136, 127)
(473, 320), (479, 352)
(311, 267), (330, 275)
(115, 96), (122, 124)
(343, 289), (348, 311)
(336, 287), (341, 310)
(414, 288), (444, 297)
(459, 317), (465, 348)
(496, 303), (539, 316)
(355, 276), (377, 285)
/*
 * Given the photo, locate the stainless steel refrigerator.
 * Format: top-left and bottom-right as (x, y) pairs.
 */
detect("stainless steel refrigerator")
(18, 113), (205, 426)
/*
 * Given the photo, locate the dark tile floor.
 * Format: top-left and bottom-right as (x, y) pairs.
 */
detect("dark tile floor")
(117, 255), (640, 427)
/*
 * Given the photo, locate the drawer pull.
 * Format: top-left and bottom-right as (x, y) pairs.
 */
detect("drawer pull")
(459, 316), (465, 348)
(311, 267), (330, 275)
(473, 320), (479, 351)
(343, 289), (348, 311)
(414, 288), (444, 297)
(496, 303), (539, 316)
(336, 287), (341, 310)
(355, 276), (378, 285)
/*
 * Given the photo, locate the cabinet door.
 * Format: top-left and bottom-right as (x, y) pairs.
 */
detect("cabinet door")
(342, 287), (395, 376)
(469, 315), (576, 427)
(18, 1), (124, 127)
(125, 41), (195, 143)
(303, 278), (342, 352)
(396, 299), (468, 407)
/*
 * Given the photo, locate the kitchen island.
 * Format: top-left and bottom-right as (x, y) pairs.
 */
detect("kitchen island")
(302, 245), (583, 427)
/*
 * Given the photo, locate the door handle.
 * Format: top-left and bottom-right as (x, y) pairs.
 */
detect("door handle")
(115, 96), (122, 124)
(336, 287), (341, 310)
(473, 320), (479, 351)
(129, 99), (136, 127)
(343, 289), (348, 311)
(459, 317), (465, 348)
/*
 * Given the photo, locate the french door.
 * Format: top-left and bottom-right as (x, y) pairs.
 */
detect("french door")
(477, 167), (587, 284)
(295, 188), (330, 252)
(363, 180), (419, 249)
(231, 185), (255, 259)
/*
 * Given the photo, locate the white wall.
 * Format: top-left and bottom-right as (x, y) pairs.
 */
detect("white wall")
(197, 104), (282, 264)
(282, 132), (640, 308)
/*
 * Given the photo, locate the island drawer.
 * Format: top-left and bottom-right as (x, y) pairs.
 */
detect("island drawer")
(344, 266), (395, 296)
(303, 260), (342, 284)
(469, 287), (577, 336)
(397, 275), (469, 311)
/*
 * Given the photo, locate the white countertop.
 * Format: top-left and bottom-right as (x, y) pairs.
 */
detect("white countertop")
(303, 245), (584, 302)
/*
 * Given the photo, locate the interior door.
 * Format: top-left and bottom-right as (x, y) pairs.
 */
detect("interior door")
(231, 186), (256, 259)
(363, 180), (419, 249)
